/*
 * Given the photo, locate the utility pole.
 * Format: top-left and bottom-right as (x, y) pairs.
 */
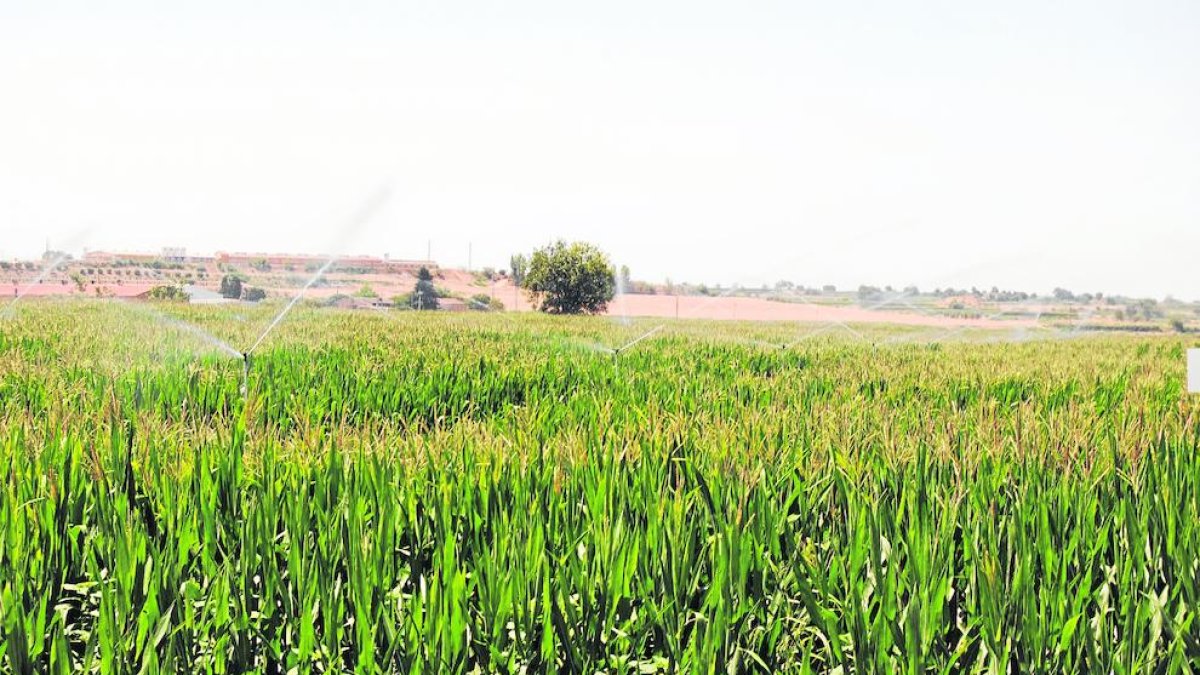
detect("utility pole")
(426, 240), (431, 263)
(468, 242), (472, 272)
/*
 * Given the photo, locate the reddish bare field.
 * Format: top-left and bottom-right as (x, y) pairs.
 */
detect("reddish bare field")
(3, 269), (1032, 329)
(327, 272), (1029, 328)
(603, 294), (1033, 328)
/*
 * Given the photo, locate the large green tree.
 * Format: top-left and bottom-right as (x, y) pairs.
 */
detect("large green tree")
(523, 240), (615, 314)
(409, 266), (440, 310)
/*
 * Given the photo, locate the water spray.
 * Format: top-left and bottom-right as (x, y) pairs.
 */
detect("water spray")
(1, 228), (95, 319)
(245, 186), (392, 357)
(115, 299), (242, 359)
(914, 296), (1056, 346)
(612, 324), (664, 356)
(780, 289), (918, 349)
(613, 263), (632, 326)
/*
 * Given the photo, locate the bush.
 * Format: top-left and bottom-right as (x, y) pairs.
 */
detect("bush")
(243, 287), (267, 302)
(147, 285), (187, 302)
(219, 274), (244, 299)
(469, 294), (504, 312)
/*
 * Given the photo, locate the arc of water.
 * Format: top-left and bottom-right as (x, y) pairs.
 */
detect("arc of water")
(565, 339), (616, 355)
(117, 300), (242, 359)
(1, 227), (92, 317)
(782, 288), (920, 348)
(671, 220), (895, 321)
(615, 324), (664, 354)
(246, 186), (392, 355)
(613, 264), (631, 326)
(1061, 304), (1099, 339)
(0, 252), (68, 318)
(915, 296), (1058, 345)
(670, 218), (970, 322)
(787, 284), (1054, 349)
(890, 292), (1112, 348)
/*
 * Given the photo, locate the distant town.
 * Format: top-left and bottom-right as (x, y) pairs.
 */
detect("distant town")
(3, 246), (1198, 333)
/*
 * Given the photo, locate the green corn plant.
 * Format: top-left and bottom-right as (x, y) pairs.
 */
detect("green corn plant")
(1, 300), (1199, 671)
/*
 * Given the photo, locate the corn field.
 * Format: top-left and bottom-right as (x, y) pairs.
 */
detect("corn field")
(2, 301), (1200, 673)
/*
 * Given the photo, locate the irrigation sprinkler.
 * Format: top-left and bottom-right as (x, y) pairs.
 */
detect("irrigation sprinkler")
(246, 186), (392, 357)
(914, 296), (1085, 346)
(114, 299), (242, 360)
(778, 289), (919, 350)
(919, 304), (1030, 345)
(102, 187), (389, 423)
(241, 351), (251, 396)
(110, 299), (252, 417)
(613, 324), (664, 356)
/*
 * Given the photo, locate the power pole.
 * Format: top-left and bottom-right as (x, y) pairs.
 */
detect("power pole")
(426, 240), (431, 263)
(468, 242), (472, 272)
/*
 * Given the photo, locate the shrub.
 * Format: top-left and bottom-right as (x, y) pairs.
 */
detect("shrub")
(469, 294), (504, 311)
(219, 274), (244, 299)
(147, 285), (187, 302)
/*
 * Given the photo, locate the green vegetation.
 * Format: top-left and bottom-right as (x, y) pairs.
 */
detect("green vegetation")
(409, 267), (439, 311)
(218, 274), (244, 300)
(469, 293), (504, 312)
(147, 285), (188, 302)
(1, 302), (1199, 672)
(509, 253), (528, 288)
(524, 240), (615, 315)
(324, 293), (351, 308)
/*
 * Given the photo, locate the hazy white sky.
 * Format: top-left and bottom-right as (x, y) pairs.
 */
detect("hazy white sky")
(1, 1), (1197, 298)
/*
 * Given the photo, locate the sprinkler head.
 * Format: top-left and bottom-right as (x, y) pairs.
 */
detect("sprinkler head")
(240, 352), (250, 397)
